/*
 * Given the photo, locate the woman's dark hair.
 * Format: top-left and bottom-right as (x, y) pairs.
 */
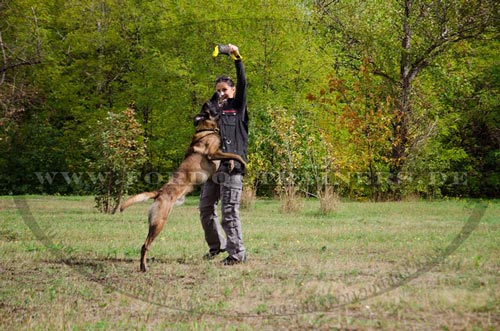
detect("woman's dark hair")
(215, 75), (234, 87)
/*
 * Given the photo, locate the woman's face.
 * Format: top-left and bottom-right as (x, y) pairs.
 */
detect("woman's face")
(216, 82), (235, 102)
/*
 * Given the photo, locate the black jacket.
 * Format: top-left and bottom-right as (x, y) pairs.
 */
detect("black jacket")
(210, 60), (249, 174)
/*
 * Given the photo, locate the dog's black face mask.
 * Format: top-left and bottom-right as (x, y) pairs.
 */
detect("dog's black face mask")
(203, 100), (220, 120)
(193, 100), (221, 126)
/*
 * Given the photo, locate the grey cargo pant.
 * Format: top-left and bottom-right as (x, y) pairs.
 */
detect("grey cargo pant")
(199, 172), (246, 261)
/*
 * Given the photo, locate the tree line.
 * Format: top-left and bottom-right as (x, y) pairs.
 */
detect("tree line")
(1, 0), (498, 201)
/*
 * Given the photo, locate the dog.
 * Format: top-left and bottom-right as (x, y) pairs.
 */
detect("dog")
(120, 101), (246, 272)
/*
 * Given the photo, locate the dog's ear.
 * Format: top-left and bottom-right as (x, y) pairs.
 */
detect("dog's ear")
(194, 114), (205, 122)
(194, 101), (220, 126)
(193, 113), (207, 126)
(194, 102), (213, 126)
(201, 102), (213, 115)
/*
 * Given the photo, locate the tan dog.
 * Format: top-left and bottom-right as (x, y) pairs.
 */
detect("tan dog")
(120, 101), (246, 272)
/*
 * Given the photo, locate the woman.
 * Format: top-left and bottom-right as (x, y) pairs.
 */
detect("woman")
(198, 44), (248, 265)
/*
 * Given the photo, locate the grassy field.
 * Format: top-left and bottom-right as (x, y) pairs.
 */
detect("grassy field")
(0, 195), (498, 330)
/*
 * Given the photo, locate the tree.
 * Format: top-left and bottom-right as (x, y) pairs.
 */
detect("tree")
(0, 1), (43, 139)
(82, 108), (146, 214)
(406, 38), (500, 198)
(2, 0), (497, 199)
(307, 59), (394, 200)
(313, 0), (497, 198)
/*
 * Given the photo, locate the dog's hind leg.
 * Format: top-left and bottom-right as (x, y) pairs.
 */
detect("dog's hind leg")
(140, 197), (174, 272)
(140, 223), (165, 272)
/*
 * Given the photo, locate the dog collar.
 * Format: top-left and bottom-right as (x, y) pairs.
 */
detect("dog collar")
(196, 128), (219, 134)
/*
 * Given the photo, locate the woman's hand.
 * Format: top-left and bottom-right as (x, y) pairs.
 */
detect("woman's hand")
(228, 44), (241, 58)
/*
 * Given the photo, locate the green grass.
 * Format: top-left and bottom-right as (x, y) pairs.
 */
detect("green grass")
(1, 195), (499, 330)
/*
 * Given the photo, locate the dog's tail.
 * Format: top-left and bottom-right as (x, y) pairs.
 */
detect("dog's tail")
(120, 191), (159, 212)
